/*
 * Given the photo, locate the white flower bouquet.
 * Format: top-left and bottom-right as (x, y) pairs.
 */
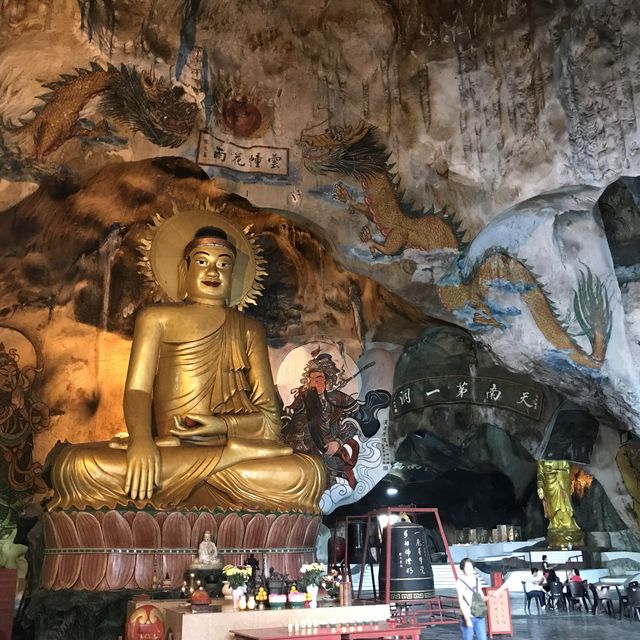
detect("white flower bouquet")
(299, 562), (326, 587)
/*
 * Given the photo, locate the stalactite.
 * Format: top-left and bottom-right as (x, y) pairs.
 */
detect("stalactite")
(362, 79), (370, 120)
(380, 53), (392, 132)
(99, 225), (123, 331)
(619, 65), (637, 135)
(318, 242), (324, 293)
(417, 63), (430, 133)
(107, 0), (115, 58)
(349, 280), (366, 357)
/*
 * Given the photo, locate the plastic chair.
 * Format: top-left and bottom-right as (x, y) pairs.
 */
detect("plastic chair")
(566, 580), (590, 611)
(589, 584), (614, 616)
(626, 583), (640, 621)
(548, 581), (566, 611)
(617, 581), (638, 620)
(521, 581), (541, 614)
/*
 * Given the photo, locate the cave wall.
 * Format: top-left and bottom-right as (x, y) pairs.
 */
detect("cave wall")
(0, 157), (430, 560)
(0, 0), (640, 549)
(390, 324), (640, 544)
(0, 1), (639, 433)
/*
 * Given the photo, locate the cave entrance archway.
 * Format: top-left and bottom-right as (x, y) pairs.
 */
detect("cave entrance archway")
(598, 176), (640, 285)
(387, 425), (546, 545)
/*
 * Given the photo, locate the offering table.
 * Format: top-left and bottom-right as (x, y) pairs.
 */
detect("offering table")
(163, 600), (392, 640)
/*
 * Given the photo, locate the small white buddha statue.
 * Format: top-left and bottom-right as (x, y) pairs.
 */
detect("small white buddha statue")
(191, 531), (222, 569)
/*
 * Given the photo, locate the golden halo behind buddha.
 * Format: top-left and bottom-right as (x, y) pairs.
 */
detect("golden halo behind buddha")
(138, 204), (267, 310)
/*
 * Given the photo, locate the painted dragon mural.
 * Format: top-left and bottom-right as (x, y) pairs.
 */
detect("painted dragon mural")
(299, 121), (613, 369)
(439, 250), (611, 369)
(298, 121), (466, 256)
(3, 62), (198, 161)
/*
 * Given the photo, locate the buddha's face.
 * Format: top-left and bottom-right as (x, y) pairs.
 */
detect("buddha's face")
(183, 245), (235, 306)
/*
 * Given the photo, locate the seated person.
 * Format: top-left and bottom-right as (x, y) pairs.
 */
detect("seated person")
(543, 569), (563, 610)
(620, 575), (640, 596)
(569, 569), (585, 584)
(525, 567), (547, 608)
(543, 569), (560, 591)
(48, 213), (325, 513)
(192, 531), (221, 569)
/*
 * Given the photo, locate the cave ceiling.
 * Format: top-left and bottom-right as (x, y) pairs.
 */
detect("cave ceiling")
(1, 0), (640, 436)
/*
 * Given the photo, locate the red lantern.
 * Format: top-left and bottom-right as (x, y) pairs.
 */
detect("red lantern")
(126, 604), (164, 640)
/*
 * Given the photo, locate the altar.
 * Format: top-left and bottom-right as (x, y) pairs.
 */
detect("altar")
(161, 600), (392, 640)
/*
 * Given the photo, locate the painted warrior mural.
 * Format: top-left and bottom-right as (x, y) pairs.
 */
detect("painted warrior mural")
(281, 350), (390, 490)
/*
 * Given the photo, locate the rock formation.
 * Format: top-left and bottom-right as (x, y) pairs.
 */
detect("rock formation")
(1, 0), (640, 544)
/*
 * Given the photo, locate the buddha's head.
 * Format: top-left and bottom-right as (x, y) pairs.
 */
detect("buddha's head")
(178, 227), (237, 306)
(145, 209), (267, 310)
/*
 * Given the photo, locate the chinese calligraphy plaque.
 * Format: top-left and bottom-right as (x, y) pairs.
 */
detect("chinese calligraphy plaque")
(197, 132), (289, 176)
(392, 376), (544, 421)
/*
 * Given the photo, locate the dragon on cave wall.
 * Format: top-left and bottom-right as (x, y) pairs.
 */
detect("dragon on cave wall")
(299, 121), (613, 369)
(299, 121), (466, 256)
(3, 62), (198, 161)
(438, 250), (611, 369)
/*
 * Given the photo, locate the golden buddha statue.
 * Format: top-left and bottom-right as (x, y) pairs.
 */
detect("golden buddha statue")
(48, 208), (325, 513)
(536, 459), (584, 548)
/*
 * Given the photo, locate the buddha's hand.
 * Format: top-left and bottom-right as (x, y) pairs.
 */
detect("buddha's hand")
(170, 414), (228, 438)
(124, 438), (161, 501)
(537, 488), (544, 500)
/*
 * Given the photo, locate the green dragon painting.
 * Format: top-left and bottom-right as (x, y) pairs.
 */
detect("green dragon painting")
(438, 250), (611, 369)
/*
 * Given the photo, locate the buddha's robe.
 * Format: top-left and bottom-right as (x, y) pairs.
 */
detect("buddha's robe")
(49, 309), (325, 513)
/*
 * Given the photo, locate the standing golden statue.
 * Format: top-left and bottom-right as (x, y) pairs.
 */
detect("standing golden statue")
(49, 207), (325, 512)
(536, 460), (583, 548)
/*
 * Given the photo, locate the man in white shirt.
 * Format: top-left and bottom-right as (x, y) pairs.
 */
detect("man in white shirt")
(525, 567), (547, 609)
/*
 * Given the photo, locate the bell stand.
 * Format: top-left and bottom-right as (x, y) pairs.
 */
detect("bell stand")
(355, 506), (458, 604)
(330, 514), (378, 602)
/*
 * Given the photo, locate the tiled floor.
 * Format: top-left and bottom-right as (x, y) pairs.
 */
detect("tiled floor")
(418, 595), (639, 639)
(420, 614), (639, 639)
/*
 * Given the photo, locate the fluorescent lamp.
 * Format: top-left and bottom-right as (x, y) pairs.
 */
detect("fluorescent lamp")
(378, 514), (401, 529)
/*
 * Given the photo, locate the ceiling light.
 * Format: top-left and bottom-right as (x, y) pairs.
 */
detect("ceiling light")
(386, 487), (398, 496)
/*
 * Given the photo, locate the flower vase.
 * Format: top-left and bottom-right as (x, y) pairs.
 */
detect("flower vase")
(306, 584), (319, 608)
(221, 581), (232, 599)
(232, 586), (244, 609)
